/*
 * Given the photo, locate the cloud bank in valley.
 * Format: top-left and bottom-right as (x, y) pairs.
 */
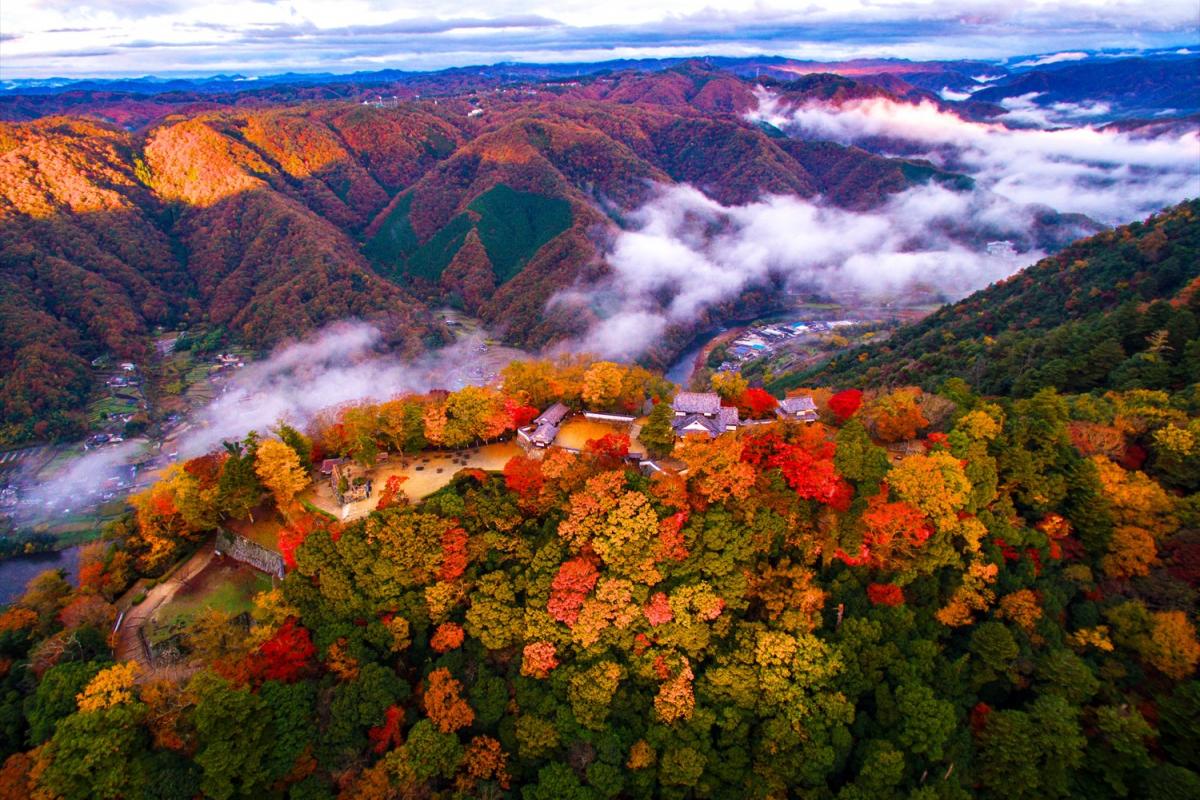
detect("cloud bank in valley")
(748, 89), (1200, 223)
(15, 322), (517, 522)
(174, 321), (506, 457)
(557, 183), (1036, 359)
(561, 90), (1199, 359)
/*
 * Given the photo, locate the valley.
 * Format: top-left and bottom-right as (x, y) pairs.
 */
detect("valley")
(8, 54), (1193, 453)
(0, 40), (1198, 800)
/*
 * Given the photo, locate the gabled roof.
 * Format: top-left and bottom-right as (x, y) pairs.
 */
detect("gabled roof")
(672, 413), (723, 438)
(673, 392), (722, 415)
(529, 421), (560, 445)
(718, 406), (740, 429)
(779, 396), (817, 413)
(534, 402), (569, 426)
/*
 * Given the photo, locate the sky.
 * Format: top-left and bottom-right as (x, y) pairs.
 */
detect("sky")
(1, 0), (1197, 78)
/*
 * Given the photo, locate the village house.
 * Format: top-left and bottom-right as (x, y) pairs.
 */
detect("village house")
(671, 392), (740, 439)
(331, 461), (372, 505)
(519, 402), (570, 448)
(215, 353), (245, 370)
(776, 396), (819, 423)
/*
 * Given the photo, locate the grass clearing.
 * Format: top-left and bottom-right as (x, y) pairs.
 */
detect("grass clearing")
(148, 559), (272, 643)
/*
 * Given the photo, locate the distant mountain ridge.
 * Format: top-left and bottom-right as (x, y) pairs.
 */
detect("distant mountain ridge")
(3, 49), (1196, 127)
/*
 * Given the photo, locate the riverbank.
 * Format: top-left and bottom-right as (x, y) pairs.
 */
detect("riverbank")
(0, 545), (82, 605)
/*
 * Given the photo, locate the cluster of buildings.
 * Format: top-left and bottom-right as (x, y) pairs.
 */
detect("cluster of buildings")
(214, 353), (245, 371)
(716, 319), (857, 371)
(361, 95), (401, 108)
(669, 392), (818, 437)
(313, 388), (820, 509)
(91, 360), (147, 448)
(518, 390), (819, 453)
(986, 240), (1017, 258)
(521, 402), (570, 448)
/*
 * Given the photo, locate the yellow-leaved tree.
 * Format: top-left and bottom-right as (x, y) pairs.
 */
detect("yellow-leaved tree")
(582, 361), (625, 411)
(77, 662), (140, 712)
(254, 438), (310, 512)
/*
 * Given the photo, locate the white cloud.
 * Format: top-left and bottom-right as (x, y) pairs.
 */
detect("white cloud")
(993, 92), (1115, 127)
(177, 321), (512, 457)
(748, 89), (1200, 222)
(13, 321), (515, 522)
(556, 183), (1041, 359)
(558, 87), (1199, 360)
(1, 1), (1197, 77)
(939, 86), (973, 101)
(1011, 50), (1089, 67)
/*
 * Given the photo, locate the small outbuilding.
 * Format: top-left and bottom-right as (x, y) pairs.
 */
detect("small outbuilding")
(671, 393), (739, 438)
(521, 402), (570, 448)
(777, 396), (818, 423)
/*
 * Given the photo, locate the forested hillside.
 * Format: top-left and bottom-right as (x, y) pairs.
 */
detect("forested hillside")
(778, 200), (1200, 397)
(0, 65), (979, 444)
(1, 352), (1198, 798)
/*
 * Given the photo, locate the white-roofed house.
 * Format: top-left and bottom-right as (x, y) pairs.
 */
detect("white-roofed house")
(671, 392), (740, 439)
(776, 395), (818, 423)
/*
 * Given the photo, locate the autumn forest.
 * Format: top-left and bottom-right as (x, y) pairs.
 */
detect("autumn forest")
(1, 43), (1199, 800)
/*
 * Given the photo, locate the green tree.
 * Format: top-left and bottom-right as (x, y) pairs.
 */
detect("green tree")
(39, 704), (150, 800)
(1035, 648), (1099, 705)
(522, 762), (597, 800)
(276, 422), (314, 469)
(1084, 705), (1153, 797)
(387, 718), (464, 787)
(977, 695), (1085, 799)
(217, 434), (262, 520)
(894, 681), (956, 761)
(24, 660), (107, 745)
(969, 621), (1018, 685)
(191, 673), (273, 799)
(834, 418), (890, 490)
(640, 400), (676, 459)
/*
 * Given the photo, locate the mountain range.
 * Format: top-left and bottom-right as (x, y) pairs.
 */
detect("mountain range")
(1, 52), (1196, 443)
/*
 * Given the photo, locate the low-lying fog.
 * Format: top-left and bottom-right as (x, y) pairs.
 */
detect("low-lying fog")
(9, 88), (1198, 528)
(555, 89), (1199, 358)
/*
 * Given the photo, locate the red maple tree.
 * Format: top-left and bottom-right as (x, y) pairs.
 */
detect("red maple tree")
(828, 389), (863, 422)
(548, 556), (600, 625)
(251, 617), (316, 683)
(503, 455), (544, 502)
(867, 583), (905, 606)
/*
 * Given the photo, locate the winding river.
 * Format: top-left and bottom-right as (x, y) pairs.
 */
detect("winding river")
(0, 546), (81, 605)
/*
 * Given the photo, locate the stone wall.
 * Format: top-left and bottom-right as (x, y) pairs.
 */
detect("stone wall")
(215, 529), (285, 578)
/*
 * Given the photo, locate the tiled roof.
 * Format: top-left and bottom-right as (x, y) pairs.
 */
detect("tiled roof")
(672, 413), (723, 437)
(673, 392), (722, 415)
(534, 402), (570, 426)
(779, 396), (817, 413)
(529, 422), (560, 445)
(718, 406), (740, 429)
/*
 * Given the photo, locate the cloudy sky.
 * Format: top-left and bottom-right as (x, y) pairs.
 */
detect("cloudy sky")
(1, 0), (1196, 78)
